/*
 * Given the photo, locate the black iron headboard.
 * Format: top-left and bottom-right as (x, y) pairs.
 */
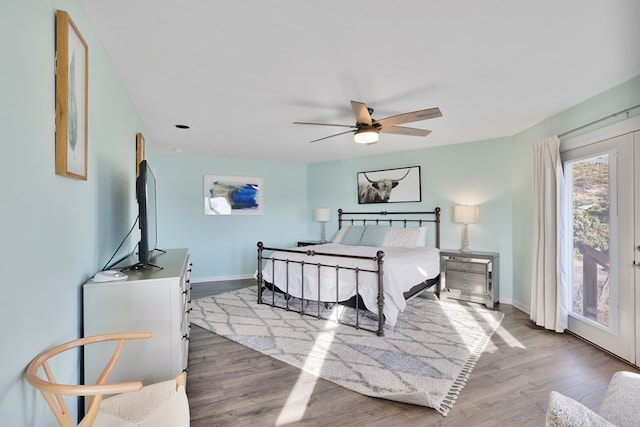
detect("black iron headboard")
(337, 207), (441, 248)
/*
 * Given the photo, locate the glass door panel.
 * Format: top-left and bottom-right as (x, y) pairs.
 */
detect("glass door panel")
(566, 154), (612, 328)
(562, 132), (634, 363)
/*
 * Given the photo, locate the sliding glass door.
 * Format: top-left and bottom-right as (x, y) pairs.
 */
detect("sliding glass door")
(562, 130), (636, 363)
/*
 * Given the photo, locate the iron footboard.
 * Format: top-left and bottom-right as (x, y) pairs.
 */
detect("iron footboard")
(256, 242), (386, 336)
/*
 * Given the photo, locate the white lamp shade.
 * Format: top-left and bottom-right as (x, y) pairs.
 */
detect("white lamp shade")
(314, 208), (331, 222)
(453, 205), (478, 224)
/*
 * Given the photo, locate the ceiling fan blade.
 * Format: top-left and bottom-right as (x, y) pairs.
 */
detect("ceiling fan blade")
(377, 107), (442, 128)
(350, 101), (373, 126)
(380, 126), (431, 137)
(310, 130), (355, 143)
(293, 121), (354, 128)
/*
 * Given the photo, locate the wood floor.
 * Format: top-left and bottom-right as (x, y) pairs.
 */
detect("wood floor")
(187, 279), (636, 426)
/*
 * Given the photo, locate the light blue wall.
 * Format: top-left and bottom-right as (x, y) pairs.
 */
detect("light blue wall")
(2, 1), (638, 423)
(308, 138), (515, 301)
(511, 74), (640, 311)
(0, 1), (148, 425)
(153, 153), (308, 281)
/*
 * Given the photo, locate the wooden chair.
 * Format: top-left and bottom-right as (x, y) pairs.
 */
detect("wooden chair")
(25, 332), (189, 427)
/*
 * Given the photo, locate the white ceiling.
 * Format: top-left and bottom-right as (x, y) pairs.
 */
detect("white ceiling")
(80, 0), (640, 164)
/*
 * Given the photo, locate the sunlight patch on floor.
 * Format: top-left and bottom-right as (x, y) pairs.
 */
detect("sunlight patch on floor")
(275, 311), (339, 426)
(440, 302), (523, 353)
(440, 300), (527, 354)
(492, 324), (526, 349)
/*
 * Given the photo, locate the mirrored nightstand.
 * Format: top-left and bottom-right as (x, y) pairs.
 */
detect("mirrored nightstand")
(440, 250), (499, 309)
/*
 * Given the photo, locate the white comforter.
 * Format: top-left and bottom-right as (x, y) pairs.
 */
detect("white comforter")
(259, 243), (440, 326)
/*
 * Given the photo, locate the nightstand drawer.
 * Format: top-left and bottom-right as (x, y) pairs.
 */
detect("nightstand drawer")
(446, 260), (488, 274)
(446, 278), (487, 294)
(447, 270), (486, 284)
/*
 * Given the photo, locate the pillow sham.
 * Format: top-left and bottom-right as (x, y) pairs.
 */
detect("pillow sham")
(358, 225), (390, 247)
(340, 226), (365, 245)
(382, 227), (426, 248)
(416, 226), (428, 246)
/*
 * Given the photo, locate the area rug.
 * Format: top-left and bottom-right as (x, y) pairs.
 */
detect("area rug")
(190, 287), (504, 416)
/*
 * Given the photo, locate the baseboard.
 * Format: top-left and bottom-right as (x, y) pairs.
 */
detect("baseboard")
(509, 299), (530, 315)
(191, 274), (254, 284)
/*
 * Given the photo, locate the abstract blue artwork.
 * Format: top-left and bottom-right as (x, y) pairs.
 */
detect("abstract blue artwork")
(204, 175), (264, 215)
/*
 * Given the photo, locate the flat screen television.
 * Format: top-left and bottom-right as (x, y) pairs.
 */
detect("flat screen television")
(136, 160), (157, 268)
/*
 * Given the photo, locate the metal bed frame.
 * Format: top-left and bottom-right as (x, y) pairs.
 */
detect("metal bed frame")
(256, 207), (441, 336)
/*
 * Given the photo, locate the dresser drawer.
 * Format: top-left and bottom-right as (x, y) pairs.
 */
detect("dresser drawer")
(446, 260), (488, 274)
(181, 334), (189, 373)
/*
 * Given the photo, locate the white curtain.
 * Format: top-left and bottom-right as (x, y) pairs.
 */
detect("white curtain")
(531, 136), (569, 332)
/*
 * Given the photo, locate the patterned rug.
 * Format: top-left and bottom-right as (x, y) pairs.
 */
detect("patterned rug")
(190, 287), (504, 416)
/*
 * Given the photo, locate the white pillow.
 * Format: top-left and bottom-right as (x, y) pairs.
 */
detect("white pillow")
(416, 226), (428, 246)
(336, 225), (427, 247)
(332, 227), (348, 243)
(383, 228), (421, 248)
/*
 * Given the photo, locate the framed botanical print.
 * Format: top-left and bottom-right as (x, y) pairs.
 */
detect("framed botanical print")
(55, 10), (88, 180)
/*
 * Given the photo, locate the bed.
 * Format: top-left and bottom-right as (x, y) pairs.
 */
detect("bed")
(256, 208), (441, 336)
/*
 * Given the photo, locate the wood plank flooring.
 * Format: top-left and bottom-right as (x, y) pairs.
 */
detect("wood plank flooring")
(187, 279), (636, 426)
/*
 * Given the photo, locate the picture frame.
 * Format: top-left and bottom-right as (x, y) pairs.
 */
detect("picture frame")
(357, 166), (421, 204)
(136, 132), (145, 177)
(204, 175), (264, 215)
(55, 10), (89, 180)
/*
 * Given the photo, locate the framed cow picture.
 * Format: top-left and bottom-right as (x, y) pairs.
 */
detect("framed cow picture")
(357, 166), (421, 204)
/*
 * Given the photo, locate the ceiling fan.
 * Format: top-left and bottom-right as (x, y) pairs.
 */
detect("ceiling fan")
(294, 100), (442, 144)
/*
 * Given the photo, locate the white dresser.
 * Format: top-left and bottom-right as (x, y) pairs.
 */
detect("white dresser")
(83, 248), (192, 386)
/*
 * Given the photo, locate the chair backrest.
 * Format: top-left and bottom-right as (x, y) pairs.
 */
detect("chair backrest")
(25, 332), (152, 427)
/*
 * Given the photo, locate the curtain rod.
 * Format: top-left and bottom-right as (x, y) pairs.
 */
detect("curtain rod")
(558, 103), (640, 138)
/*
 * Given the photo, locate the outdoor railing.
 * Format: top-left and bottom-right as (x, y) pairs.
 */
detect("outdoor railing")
(574, 241), (609, 321)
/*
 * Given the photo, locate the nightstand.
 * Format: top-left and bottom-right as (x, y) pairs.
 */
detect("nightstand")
(440, 250), (499, 309)
(297, 240), (323, 247)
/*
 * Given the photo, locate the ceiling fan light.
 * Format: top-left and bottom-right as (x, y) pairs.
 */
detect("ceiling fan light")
(354, 128), (379, 144)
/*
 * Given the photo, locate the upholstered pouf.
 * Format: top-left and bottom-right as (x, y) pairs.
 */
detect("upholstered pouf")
(546, 371), (640, 427)
(598, 371), (640, 427)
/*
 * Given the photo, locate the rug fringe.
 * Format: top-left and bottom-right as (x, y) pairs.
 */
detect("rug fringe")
(436, 317), (503, 416)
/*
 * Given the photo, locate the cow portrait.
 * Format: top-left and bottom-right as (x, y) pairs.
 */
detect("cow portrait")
(357, 167), (421, 204)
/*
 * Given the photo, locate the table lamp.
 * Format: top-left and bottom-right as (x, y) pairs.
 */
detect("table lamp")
(314, 208), (331, 243)
(453, 205), (478, 253)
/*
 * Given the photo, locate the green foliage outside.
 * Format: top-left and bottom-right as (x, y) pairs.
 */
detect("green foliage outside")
(572, 158), (609, 255)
